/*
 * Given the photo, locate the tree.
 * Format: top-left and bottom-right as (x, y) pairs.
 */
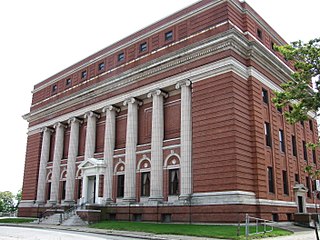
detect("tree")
(0, 191), (15, 213)
(272, 38), (320, 124)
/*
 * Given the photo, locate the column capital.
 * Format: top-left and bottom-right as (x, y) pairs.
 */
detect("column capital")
(123, 97), (142, 107)
(102, 105), (121, 113)
(53, 122), (67, 129)
(84, 111), (100, 119)
(147, 89), (168, 99)
(40, 127), (54, 134)
(175, 79), (192, 89)
(68, 117), (83, 125)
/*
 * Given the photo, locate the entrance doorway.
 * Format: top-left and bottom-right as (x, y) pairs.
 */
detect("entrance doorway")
(87, 176), (96, 204)
(298, 196), (304, 213)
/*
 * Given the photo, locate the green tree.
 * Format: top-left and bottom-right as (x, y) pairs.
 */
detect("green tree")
(15, 189), (22, 209)
(272, 38), (320, 124)
(0, 191), (15, 213)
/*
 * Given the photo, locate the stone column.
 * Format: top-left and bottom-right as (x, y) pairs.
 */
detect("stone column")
(64, 117), (82, 204)
(175, 80), (192, 200)
(102, 105), (120, 203)
(49, 122), (66, 204)
(84, 111), (100, 160)
(147, 89), (167, 202)
(82, 175), (88, 203)
(123, 97), (141, 202)
(36, 127), (53, 204)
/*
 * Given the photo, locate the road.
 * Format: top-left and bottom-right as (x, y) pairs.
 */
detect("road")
(0, 226), (138, 240)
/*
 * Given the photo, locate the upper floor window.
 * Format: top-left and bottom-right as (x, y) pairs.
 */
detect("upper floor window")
(81, 70), (87, 79)
(165, 31), (173, 41)
(271, 41), (276, 51)
(303, 140), (308, 161)
(309, 120), (314, 131)
(139, 42), (147, 52)
(264, 122), (272, 147)
(257, 28), (263, 39)
(65, 78), (71, 86)
(313, 149), (317, 164)
(98, 62), (105, 71)
(295, 173), (300, 184)
(292, 135), (297, 157)
(52, 84), (57, 93)
(279, 129), (285, 153)
(118, 52), (125, 62)
(262, 88), (269, 104)
(306, 176), (311, 198)
(277, 107), (283, 113)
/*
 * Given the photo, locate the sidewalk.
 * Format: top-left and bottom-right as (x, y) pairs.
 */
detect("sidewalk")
(0, 221), (316, 240)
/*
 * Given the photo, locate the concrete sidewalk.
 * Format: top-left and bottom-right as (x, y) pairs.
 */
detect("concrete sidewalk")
(0, 221), (316, 240)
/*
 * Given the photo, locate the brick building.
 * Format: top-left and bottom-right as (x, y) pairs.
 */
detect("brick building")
(19, 0), (319, 222)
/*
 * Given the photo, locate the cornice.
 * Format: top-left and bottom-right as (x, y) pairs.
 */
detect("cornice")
(32, 0), (228, 93)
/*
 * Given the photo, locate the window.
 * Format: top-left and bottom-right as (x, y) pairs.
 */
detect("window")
(306, 177), (311, 198)
(303, 140), (308, 161)
(271, 41), (275, 50)
(165, 31), (173, 41)
(279, 129), (285, 153)
(47, 182), (51, 201)
(61, 181), (66, 200)
(118, 52), (125, 62)
(141, 172), (150, 196)
(77, 179), (82, 199)
(139, 42), (147, 52)
(282, 171), (289, 195)
(117, 175), (124, 198)
(98, 62), (105, 71)
(277, 107), (283, 113)
(309, 120), (314, 131)
(292, 135), (297, 157)
(81, 70), (87, 79)
(300, 121), (304, 127)
(52, 84), (57, 93)
(169, 169), (179, 195)
(264, 122), (272, 147)
(313, 149), (317, 164)
(66, 78), (71, 86)
(257, 29), (263, 39)
(262, 88), (269, 104)
(295, 174), (300, 183)
(268, 167), (275, 193)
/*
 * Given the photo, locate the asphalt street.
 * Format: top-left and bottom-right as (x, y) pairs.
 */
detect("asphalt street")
(0, 226), (138, 240)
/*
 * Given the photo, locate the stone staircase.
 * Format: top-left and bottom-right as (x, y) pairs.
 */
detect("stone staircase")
(61, 214), (88, 226)
(39, 213), (62, 225)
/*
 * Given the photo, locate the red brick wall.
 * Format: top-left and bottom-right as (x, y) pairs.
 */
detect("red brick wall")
(21, 132), (42, 201)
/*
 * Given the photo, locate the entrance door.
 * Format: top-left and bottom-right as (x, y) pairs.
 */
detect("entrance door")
(298, 196), (304, 213)
(87, 176), (96, 204)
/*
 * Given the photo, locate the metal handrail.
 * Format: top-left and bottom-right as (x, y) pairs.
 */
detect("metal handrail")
(245, 214), (277, 239)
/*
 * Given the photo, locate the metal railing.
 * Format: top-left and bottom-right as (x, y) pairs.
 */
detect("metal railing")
(245, 214), (276, 239)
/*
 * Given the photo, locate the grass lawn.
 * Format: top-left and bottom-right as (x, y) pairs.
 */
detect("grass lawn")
(90, 221), (292, 239)
(0, 218), (36, 223)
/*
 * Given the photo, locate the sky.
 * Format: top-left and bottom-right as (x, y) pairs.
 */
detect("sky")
(0, 0), (319, 195)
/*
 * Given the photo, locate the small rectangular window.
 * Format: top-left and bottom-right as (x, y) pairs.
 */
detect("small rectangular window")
(313, 149), (317, 164)
(295, 174), (300, 183)
(262, 88), (269, 104)
(309, 120), (314, 131)
(257, 29), (263, 39)
(277, 107), (283, 113)
(139, 42), (147, 52)
(306, 177), (311, 198)
(279, 129), (285, 153)
(264, 122), (272, 147)
(303, 140), (308, 161)
(98, 62), (105, 71)
(292, 135), (297, 157)
(117, 175), (124, 198)
(283, 170), (289, 195)
(165, 31), (173, 41)
(268, 167), (275, 193)
(271, 41), (276, 50)
(66, 78), (71, 86)
(52, 84), (57, 93)
(300, 121), (304, 127)
(169, 169), (179, 195)
(81, 70), (87, 79)
(118, 52), (125, 62)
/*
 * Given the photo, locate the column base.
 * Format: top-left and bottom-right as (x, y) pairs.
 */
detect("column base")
(48, 200), (58, 206)
(179, 194), (192, 203)
(148, 197), (163, 204)
(62, 200), (76, 206)
(35, 200), (46, 206)
(122, 197), (136, 203)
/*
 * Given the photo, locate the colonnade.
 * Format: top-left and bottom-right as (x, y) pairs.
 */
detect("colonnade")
(35, 80), (192, 205)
